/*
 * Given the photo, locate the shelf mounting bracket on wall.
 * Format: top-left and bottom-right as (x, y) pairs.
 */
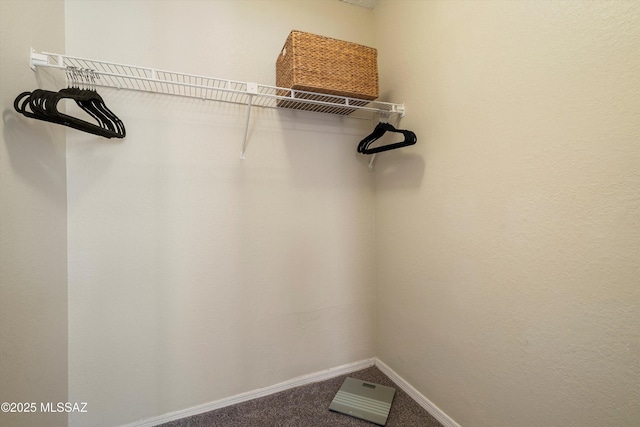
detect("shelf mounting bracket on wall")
(29, 49), (406, 159)
(366, 111), (394, 172)
(240, 82), (258, 159)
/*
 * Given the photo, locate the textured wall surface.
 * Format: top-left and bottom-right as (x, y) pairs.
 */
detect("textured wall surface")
(0, 1), (68, 427)
(373, 1), (640, 426)
(5, 1), (639, 426)
(64, 1), (377, 426)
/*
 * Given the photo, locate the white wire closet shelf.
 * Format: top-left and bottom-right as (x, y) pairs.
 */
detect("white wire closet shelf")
(29, 49), (404, 166)
(30, 49), (405, 119)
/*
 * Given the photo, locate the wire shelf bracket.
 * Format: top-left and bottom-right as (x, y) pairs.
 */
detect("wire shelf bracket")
(29, 49), (406, 158)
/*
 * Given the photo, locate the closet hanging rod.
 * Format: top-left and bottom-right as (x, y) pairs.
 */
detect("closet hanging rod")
(29, 49), (406, 119)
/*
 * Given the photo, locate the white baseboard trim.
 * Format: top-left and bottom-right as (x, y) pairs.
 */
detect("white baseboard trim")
(374, 358), (461, 427)
(123, 357), (460, 427)
(122, 358), (376, 427)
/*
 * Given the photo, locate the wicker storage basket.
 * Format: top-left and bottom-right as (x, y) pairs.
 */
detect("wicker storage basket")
(276, 31), (378, 112)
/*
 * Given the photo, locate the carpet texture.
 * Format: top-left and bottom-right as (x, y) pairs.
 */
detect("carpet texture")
(158, 366), (443, 426)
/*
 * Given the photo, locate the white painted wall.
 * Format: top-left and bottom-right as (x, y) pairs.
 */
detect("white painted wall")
(64, 1), (377, 425)
(4, 1), (639, 426)
(0, 1), (68, 427)
(373, 1), (640, 426)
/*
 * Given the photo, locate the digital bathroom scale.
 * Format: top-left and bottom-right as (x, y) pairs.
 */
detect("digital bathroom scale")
(329, 377), (396, 426)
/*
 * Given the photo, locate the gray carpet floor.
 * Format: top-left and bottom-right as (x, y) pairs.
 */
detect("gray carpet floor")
(158, 365), (443, 426)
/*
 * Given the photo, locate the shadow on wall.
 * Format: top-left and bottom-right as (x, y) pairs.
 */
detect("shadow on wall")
(354, 111), (425, 188)
(362, 121), (425, 190)
(271, 107), (372, 188)
(371, 148), (425, 190)
(273, 107), (425, 189)
(2, 108), (66, 202)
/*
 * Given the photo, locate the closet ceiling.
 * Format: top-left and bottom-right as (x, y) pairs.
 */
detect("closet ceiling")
(339, 0), (379, 9)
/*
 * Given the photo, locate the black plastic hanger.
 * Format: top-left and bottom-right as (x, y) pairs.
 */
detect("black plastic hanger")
(15, 89), (119, 138)
(357, 122), (416, 155)
(13, 68), (125, 139)
(67, 68), (126, 136)
(17, 89), (123, 138)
